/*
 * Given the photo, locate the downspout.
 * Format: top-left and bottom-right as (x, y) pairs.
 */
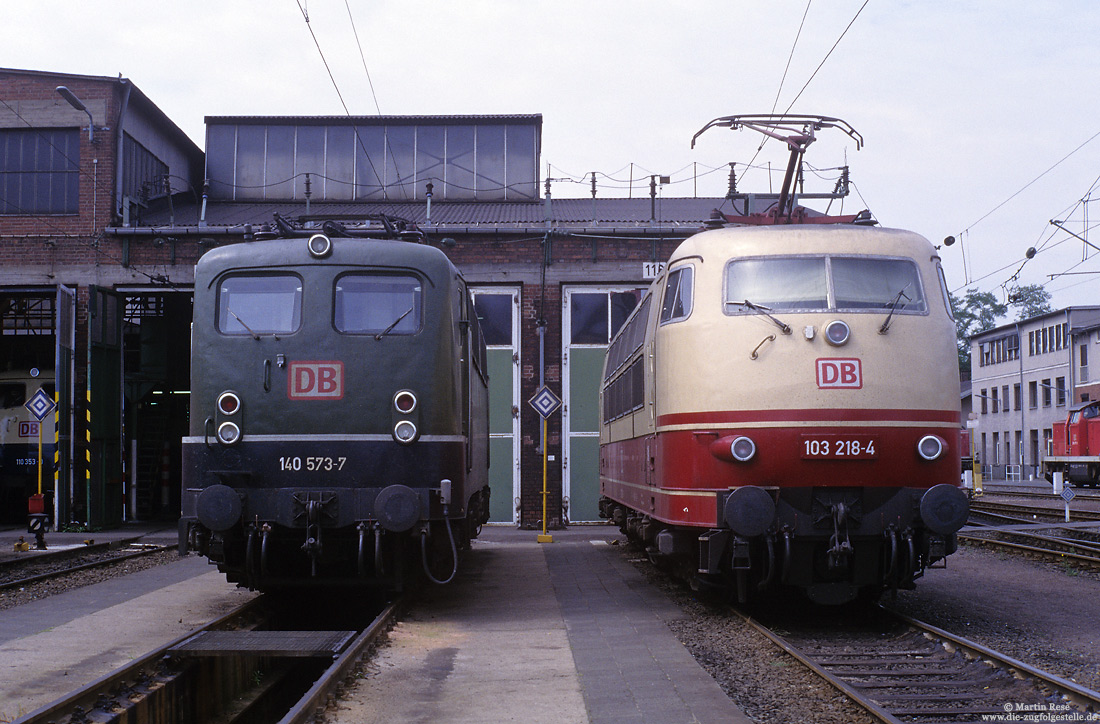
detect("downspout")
(1017, 322), (1025, 476)
(115, 78), (132, 223)
(1067, 309), (1076, 405)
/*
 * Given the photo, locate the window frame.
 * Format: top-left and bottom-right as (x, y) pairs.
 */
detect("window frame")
(333, 271), (424, 336)
(659, 264), (695, 325)
(722, 253), (929, 317)
(216, 272), (304, 336)
(0, 128), (80, 215)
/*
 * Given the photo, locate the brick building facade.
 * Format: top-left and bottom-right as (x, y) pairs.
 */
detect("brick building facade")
(2, 67), (840, 530)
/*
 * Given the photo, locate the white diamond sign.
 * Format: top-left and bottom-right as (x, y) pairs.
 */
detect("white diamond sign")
(24, 388), (56, 422)
(528, 386), (562, 419)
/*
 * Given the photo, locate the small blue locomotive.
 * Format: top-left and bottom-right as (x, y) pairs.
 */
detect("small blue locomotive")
(179, 233), (490, 590)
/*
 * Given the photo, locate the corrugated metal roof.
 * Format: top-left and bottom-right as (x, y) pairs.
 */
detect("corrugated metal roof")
(134, 197), (731, 231)
(128, 195), (855, 236)
(204, 114), (542, 126)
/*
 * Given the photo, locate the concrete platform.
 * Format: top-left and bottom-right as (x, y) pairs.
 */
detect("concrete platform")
(329, 526), (750, 724)
(0, 521), (179, 564)
(0, 555), (255, 721)
(1, 524), (749, 723)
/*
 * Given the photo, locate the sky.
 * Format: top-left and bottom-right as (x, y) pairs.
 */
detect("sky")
(5, 1), (1099, 315)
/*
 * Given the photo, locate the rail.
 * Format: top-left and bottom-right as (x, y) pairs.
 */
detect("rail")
(735, 606), (1100, 723)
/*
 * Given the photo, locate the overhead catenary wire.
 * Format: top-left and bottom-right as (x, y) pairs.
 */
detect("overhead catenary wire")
(770, 0), (814, 115)
(344, 0), (382, 115)
(720, 0), (871, 203)
(292, 0), (403, 199)
(957, 127), (1100, 242)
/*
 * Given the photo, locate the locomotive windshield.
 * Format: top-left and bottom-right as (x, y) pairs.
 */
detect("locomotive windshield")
(218, 274), (302, 335)
(335, 273), (422, 335)
(725, 255), (925, 313)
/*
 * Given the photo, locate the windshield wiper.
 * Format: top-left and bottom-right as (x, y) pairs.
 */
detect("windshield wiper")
(227, 308), (260, 340)
(734, 300), (792, 335)
(375, 308), (414, 340)
(878, 285), (912, 335)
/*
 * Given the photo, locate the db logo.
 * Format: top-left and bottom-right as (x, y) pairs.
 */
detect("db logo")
(288, 361), (344, 400)
(816, 358), (862, 389)
(19, 421), (39, 437)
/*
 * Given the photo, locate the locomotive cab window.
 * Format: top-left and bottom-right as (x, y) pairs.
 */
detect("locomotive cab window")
(335, 274), (422, 335)
(831, 257), (925, 312)
(724, 256), (926, 314)
(659, 266), (693, 324)
(726, 257), (827, 310)
(218, 274), (302, 335)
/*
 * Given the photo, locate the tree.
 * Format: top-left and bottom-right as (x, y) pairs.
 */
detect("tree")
(1008, 283), (1053, 321)
(948, 288), (1007, 377)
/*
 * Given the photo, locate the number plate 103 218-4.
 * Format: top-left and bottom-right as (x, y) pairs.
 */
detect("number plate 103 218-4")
(801, 435), (877, 459)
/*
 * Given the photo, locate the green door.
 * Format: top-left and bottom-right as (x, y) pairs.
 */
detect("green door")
(87, 286), (124, 527)
(472, 289), (520, 523)
(54, 284), (76, 524)
(563, 288), (643, 522)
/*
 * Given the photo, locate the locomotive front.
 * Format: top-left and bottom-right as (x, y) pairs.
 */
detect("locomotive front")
(179, 236), (489, 589)
(601, 224), (969, 604)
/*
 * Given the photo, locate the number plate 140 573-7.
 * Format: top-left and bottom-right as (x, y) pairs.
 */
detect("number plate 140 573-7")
(801, 435), (877, 459)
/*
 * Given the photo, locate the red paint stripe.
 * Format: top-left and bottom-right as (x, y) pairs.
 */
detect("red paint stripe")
(657, 408), (959, 427)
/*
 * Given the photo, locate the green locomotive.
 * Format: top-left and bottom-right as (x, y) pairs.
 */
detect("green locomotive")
(179, 234), (490, 589)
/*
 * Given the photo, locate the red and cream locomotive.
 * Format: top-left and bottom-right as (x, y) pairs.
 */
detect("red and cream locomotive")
(598, 116), (968, 604)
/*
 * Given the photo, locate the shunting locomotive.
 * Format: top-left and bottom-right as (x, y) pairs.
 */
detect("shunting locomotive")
(598, 116), (969, 604)
(179, 231), (490, 590)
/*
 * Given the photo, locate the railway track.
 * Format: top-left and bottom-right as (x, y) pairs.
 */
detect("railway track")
(960, 521), (1100, 567)
(0, 539), (176, 591)
(969, 499), (1100, 522)
(13, 594), (399, 724)
(740, 605), (1100, 723)
(984, 487), (1100, 503)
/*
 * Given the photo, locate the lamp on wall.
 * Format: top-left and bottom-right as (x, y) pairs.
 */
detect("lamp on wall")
(55, 86), (94, 142)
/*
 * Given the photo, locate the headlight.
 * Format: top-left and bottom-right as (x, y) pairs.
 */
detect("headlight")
(824, 320), (851, 346)
(917, 435), (945, 461)
(217, 391), (241, 416)
(393, 389), (417, 414)
(394, 420), (417, 444)
(307, 233), (332, 258)
(730, 436), (756, 462)
(217, 421), (241, 445)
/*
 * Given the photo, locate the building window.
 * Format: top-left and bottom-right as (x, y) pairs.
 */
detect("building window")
(1056, 376), (1066, 406)
(992, 431), (1000, 465)
(1081, 343), (1089, 384)
(1042, 378), (1052, 407)
(571, 290), (641, 344)
(1002, 385), (1010, 412)
(980, 388), (988, 415)
(0, 128), (80, 214)
(1013, 383), (1021, 411)
(121, 133), (169, 202)
(991, 387), (999, 414)
(1028, 380), (1037, 409)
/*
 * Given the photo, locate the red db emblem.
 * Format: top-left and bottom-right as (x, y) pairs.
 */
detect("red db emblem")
(816, 358), (862, 389)
(288, 361), (344, 400)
